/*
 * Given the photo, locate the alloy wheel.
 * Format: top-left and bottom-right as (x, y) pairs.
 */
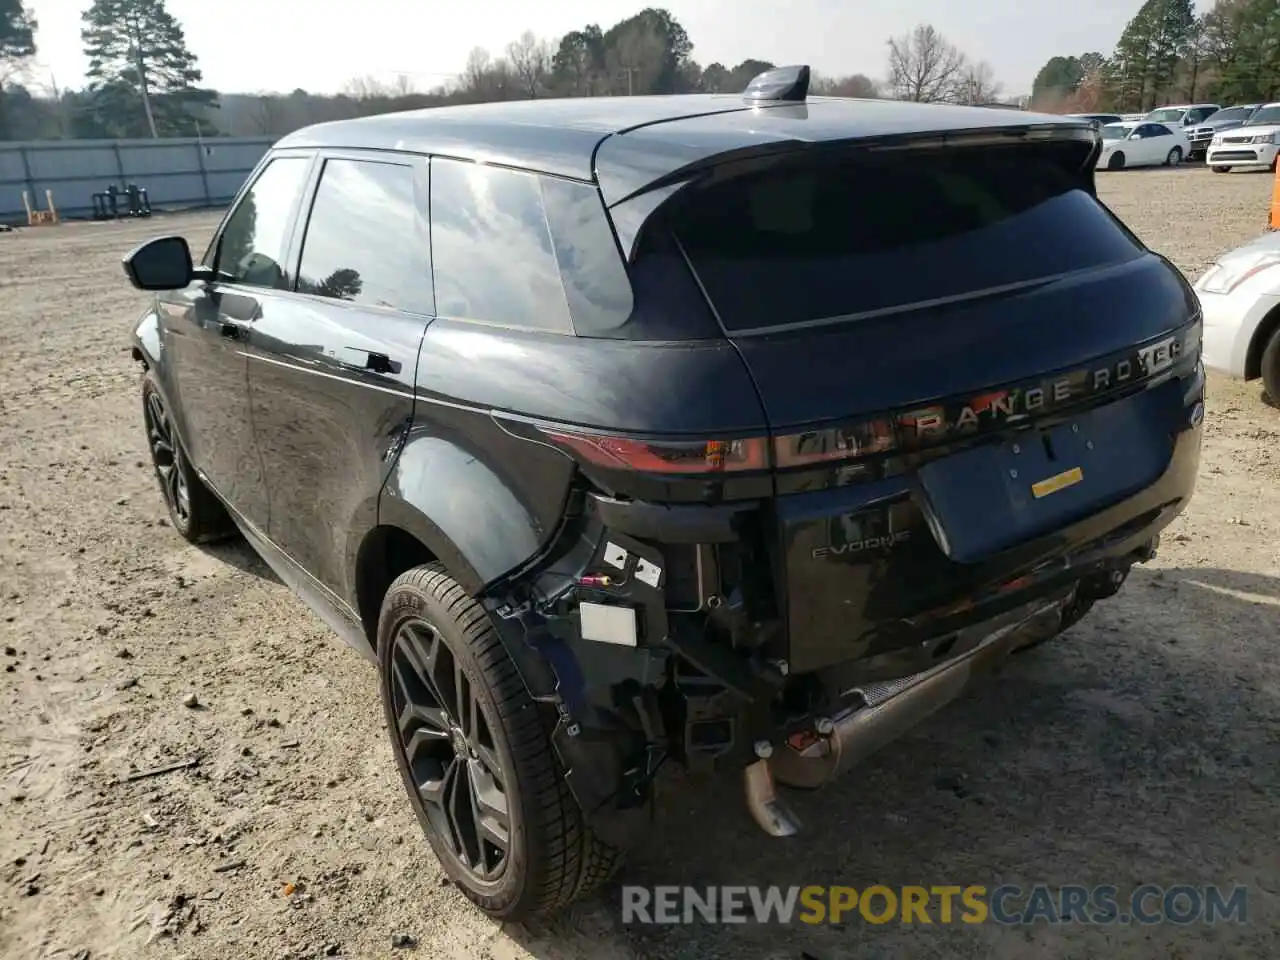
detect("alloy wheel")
(388, 619), (512, 882)
(144, 390), (191, 526)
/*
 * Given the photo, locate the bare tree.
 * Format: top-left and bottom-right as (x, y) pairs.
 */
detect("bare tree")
(887, 24), (967, 102)
(507, 30), (551, 98)
(249, 94), (285, 135)
(461, 47), (492, 95)
(953, 60), (1002, 104)
(812, 72), (880, 98)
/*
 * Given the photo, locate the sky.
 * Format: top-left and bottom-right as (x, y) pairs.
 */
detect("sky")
(22, 0), (1208, 98)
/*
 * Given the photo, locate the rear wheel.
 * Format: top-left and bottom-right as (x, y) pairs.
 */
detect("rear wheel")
(377, 563), (623, 920)
(1261, 327), (1280, 407)
(141, 372), (231, 543)
(1165, 146), (1182, 166)
(1107, 152), (1125, 171)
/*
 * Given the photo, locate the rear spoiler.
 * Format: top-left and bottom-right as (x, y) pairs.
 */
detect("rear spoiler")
(604, 124), (1102, 264)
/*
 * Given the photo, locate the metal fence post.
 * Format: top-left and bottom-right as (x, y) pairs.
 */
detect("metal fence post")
(18, 145), (34, 215)
(194, 139), (211, 207)
(112, 141), (126, 187)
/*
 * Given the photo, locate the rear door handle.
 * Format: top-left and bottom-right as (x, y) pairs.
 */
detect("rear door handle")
(344, 348), (399, 374)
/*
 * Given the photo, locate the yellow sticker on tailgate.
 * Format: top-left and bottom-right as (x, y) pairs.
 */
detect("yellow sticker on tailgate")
(1031, 466), (1084, 499)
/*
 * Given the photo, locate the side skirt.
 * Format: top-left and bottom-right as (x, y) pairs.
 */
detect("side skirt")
(200, 473), (376, 663)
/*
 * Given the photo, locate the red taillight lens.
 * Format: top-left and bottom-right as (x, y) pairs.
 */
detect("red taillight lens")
(540, 429), (770, 474)
(773, 417), (896, 468)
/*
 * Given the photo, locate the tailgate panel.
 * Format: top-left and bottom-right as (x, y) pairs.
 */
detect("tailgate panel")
(917, 385), (1175, 563)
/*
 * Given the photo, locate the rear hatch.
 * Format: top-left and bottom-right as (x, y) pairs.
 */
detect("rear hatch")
(657, 133), (1202, 671)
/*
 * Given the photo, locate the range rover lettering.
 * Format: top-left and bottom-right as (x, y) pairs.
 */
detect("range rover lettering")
(122, 66), (1204, 921)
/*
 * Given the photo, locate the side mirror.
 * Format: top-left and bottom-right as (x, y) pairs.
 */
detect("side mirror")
(1129, 132), (1143, 140)
(122, 236), (195, 291)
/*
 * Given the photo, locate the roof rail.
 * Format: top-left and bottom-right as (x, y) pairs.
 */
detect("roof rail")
(742, 64), (810, 104)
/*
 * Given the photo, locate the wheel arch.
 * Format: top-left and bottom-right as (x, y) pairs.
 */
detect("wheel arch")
(1244, 302), (1280, 381)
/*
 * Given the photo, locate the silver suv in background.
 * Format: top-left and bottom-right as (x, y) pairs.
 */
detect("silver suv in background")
(1187, 105), (1263, 161)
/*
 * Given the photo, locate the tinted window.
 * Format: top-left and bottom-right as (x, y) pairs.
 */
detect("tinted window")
(669, 143), (1144, 334)
(430, 159), (572, 333)
(213, 156), (310, 289)
(540, 178), (633, 335)
(296, 158), (424, 312)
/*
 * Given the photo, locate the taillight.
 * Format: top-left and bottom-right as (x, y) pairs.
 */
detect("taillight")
(539, 429), (770, 474)
(539, 415), (898, 475)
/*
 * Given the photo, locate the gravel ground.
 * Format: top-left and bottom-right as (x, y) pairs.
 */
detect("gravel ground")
(2, 165), (1279, 960)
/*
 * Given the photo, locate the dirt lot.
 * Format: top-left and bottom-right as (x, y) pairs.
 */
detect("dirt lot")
(2, 166), (1279, 960)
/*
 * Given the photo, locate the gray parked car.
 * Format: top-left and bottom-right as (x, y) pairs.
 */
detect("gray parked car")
(1186, 104), (1263, 161)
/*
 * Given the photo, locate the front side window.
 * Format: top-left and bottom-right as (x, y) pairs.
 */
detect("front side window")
(429, 158), (572, 333)
(212, 156), (311, 290)
(295, 158), (424, 312)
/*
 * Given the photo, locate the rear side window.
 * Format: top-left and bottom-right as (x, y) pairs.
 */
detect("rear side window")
(212, 156), (311, 290)
(295, 158), (424, 313)
(430, 158), (572, 333)
(668, 143), (1145, 334)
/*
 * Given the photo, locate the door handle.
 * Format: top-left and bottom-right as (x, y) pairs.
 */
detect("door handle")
(345, 348), (399, 375)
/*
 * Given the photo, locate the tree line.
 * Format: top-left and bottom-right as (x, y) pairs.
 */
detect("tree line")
(1031, 0), (1280, 114)
(1, 0), (1009, 142)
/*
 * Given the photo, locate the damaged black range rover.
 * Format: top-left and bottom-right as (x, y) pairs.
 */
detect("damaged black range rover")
(123, 66), (1203, 920)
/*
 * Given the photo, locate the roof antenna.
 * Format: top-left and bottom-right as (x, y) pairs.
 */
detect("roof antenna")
(742, 65), (810, 104)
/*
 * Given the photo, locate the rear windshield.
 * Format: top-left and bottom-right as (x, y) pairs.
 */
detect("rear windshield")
(668, 142), (1144, 334)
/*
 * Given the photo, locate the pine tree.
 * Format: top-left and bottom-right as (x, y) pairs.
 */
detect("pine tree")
(1, 0), (35, 65)
(1109, 0), (1196, 111)
(81, 0), (216, 138)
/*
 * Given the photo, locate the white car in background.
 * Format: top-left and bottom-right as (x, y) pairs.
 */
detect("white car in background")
(1195, 230), (1280, 400)
(1096, 121), (1189, 170)
(1206, 102), (1280, 173)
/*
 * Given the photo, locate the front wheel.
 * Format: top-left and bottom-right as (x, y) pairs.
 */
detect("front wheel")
(1165, 146), (1182, 166)
(1261, 326), (1280, 407)
(141, 372), (231, 543)
(1212, 165), (1231, 173)
(1107, 152), (1126, 171)
(377, 563), (623, 920)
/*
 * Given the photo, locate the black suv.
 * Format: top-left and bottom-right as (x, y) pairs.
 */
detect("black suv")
(124, 66), (1203, 920)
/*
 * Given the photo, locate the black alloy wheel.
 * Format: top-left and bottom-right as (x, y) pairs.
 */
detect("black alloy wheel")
(377, 563), (624, 920)
(144, 387), (192, 530)
(388, 617), (511, 882)
(141, 372), (230, 543)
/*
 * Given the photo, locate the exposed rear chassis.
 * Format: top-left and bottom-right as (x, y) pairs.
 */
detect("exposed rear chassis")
(746, 591), (1071, 836)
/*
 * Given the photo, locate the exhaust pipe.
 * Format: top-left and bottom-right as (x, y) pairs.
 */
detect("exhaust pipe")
(744, 756), (801, 837)
(769, 599), (1065, 791)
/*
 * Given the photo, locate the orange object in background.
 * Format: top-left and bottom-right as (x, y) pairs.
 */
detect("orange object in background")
(1272, 162), (1280, 229)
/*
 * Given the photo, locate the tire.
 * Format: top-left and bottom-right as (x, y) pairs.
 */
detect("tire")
(141, 371), (231, 543)
(1212, 165), (1230, 173)
(1261, 327), (1280, 408)
(1107, 152), (1125, 171)
(1165, 146), (1182, 166)
(377, 563), (623, 920)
